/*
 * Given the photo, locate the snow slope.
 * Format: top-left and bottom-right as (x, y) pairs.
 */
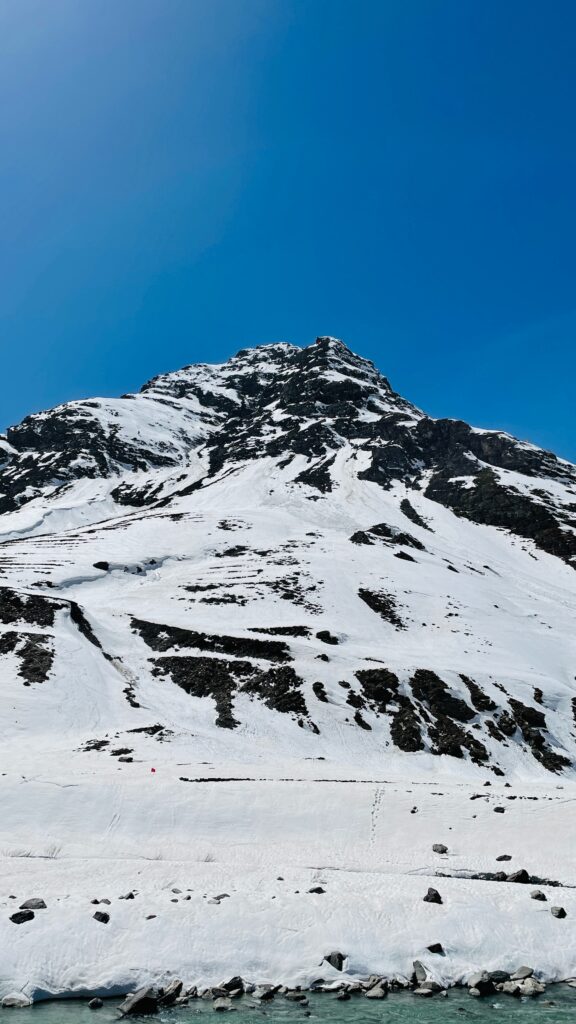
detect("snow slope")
(1, 336), (575, 999)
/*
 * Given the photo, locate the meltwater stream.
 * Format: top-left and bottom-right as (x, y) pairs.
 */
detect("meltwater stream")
(8, 990), (576, 1024)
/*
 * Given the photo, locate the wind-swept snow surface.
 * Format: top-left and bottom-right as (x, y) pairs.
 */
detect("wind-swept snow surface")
(1, 337), (575, 999)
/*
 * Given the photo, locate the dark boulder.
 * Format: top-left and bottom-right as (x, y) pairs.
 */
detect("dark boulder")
(423, 887), (442, 904)
(118, 987), (159, 1016)
(10, 910), (34, 924)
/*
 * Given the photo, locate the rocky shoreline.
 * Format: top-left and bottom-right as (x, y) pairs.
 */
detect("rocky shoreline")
(4, 964), (576, 1012)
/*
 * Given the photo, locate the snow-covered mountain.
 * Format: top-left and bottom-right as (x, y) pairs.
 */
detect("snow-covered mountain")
(2, 335), (575, 777)
(2, 336), (576, 1001)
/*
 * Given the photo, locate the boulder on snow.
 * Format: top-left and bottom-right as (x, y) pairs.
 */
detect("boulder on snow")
(496, 854), (512, 861)
(221, 977), (244, 993)
(93, 911), (110, 924)
(510, 966), (534, 980)
(432, 844), (448, 854)
(308, 886), (325, 894)
(531, 890), (547, 901)
(324, 951), (345, 971)
(423, 887), (442, 904)
(118, 987), (158, 1016)
(551, 906), (567, 918)
(427, 942), (445, 954)
(9, 910), (34, 924)
(507, 869), (529, 883)
(19, 898), (46, 910)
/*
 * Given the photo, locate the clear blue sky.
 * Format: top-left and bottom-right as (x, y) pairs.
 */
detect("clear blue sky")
(1, 1), (575, 460)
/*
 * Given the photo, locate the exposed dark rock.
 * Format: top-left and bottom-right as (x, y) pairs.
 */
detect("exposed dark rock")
(159, 980), (184, 1006)
(316, 630), (339, 645)
(551, 906), (567, 918)
(152, 654), (307, 728)
(93, 911), (110, 924)
(507, 869), (529, 883)
(88, 998), (104, 1009)
(423, 887), (442, 904)
(324, 951), (345, 971)
(432, 844), (448, 854)
(390, 696), (424, 752)
(460, 674), (497, 712)
(0, 587), (60, 627)
(411, 669), (475, 723)
(249, 625), (311, 638)
(426, 466), (576, 568)
(10, 910), (34, 924)
(358, 588), (404, 628)
(132, 617), (291, 663)
(400, 498), (433, 531)
(19, 898), (46, 910)
(118, 987), (158, 1015)
(427, 943), (445, 954)
(467, 972), (495, 996)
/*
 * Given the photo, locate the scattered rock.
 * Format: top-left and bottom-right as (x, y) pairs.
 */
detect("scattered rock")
(521, 978), (546, 996)
(551, 906), (567, 918)
(467, 972), (495, 996)
(324, 951), (345, 971)
(365, 983), (387, 999)
(423, 887), (442, 904)
(531, 890), (547, 901)
(213, 997), (233, 1012)
(88, 998), (104, 1009)
(432, 844), (448, 854)
(93, 911), (110, 924)
(308, 886), (325, 894)
(412, 961), (427, 984)
(427, 943), (445, 954)
(507, 869), (529, 883)
(489, 971), (511, 984)
(255, 987), (275, 1001)
(158, 980), (183, 1006)
(118, 987), (158, 1016)
(19, 898), (46, 910)
(9, 910), (34, 924)
(221, 978), (244, 994)
(496, 854), (512, 861)
(510, 966), (534, 980)
(494, 806), (505, 813)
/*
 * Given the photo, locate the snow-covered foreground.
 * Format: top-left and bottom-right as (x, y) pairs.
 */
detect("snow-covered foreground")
(1, 766), (575, 1000)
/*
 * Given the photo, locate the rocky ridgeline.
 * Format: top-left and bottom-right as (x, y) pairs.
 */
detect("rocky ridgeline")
(1, 337), (575, 566)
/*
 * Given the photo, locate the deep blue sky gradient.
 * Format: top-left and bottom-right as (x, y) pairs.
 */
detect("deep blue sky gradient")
(1, 1), (575, 459)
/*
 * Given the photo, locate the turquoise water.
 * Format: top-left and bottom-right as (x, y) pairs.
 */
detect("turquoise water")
(8, 989), (576, 1024)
